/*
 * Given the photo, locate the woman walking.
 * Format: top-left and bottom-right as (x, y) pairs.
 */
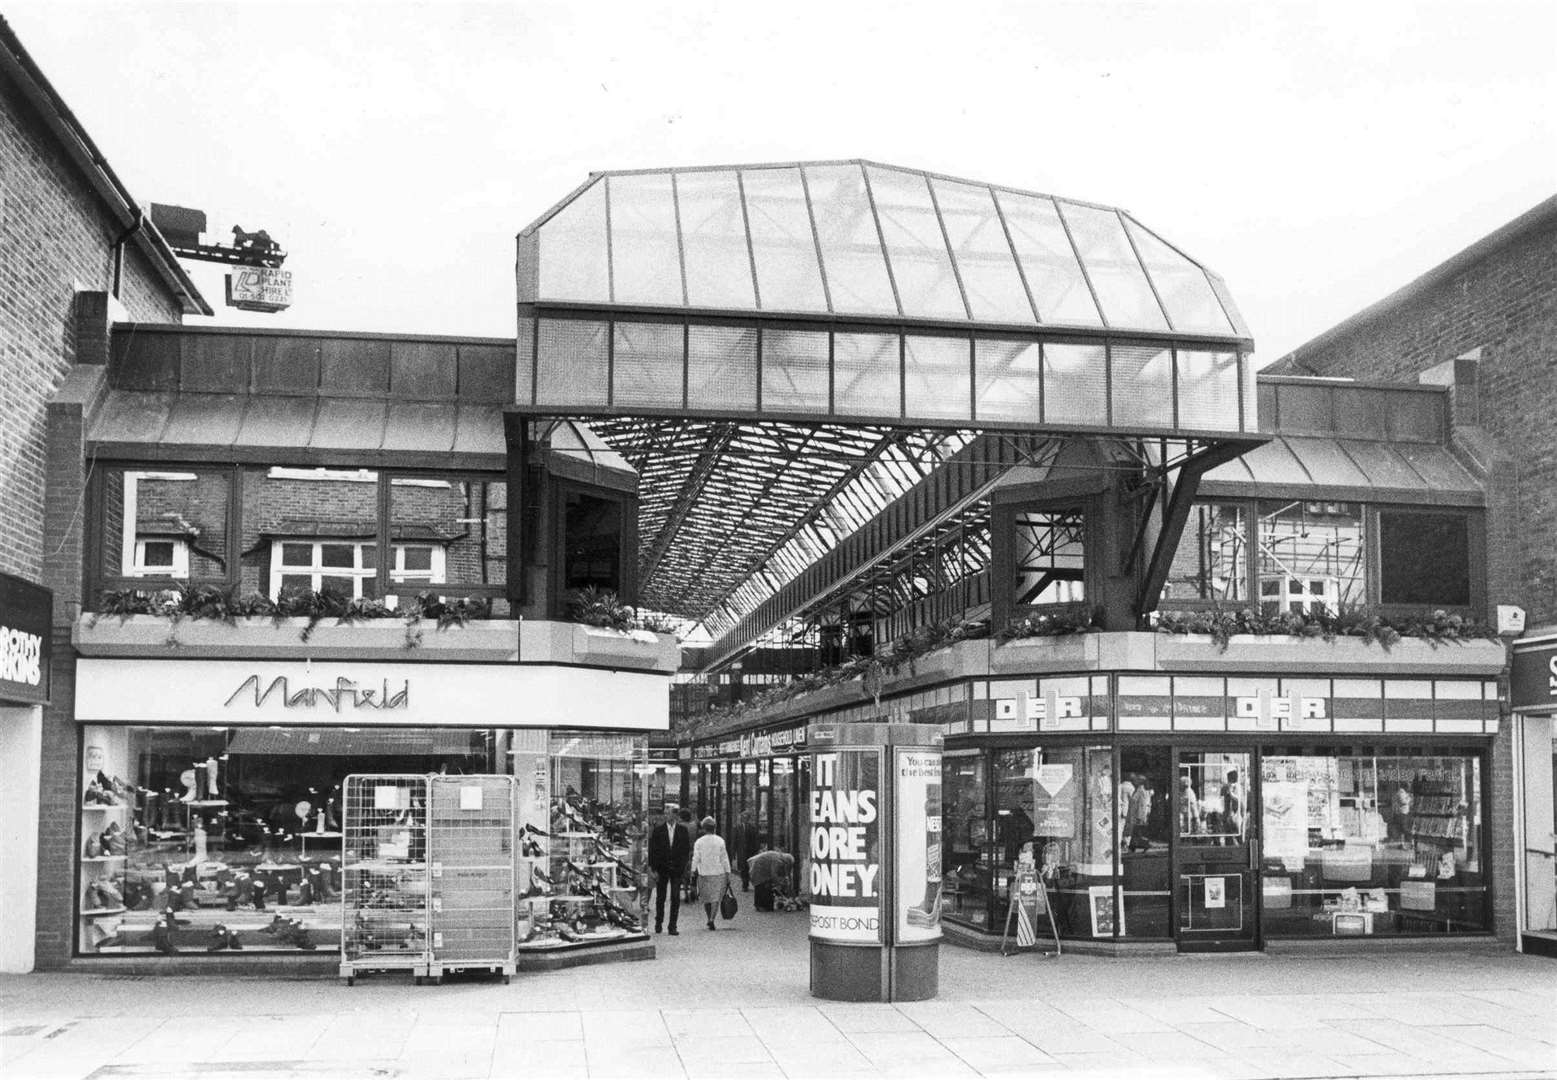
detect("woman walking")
(690, 816), (732, 930)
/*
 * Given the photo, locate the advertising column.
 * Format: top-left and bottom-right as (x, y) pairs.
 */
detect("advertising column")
(808, 747), (882, 945)
(895, 747), (943, 941)
(809, 722), (941, 1002)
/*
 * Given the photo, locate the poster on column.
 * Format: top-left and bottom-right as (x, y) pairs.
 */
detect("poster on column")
(809, 748), (882, 943)
(895, 747), (944, 943)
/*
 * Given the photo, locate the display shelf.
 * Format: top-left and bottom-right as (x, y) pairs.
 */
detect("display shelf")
(344, 860), (428, 873)
(80, 855), (126, 864)
(80, 906), (126, 917)
(81, 804), (130, 812)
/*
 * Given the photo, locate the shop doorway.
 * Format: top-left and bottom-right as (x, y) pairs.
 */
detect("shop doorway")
(1173, 748), (1259, 951)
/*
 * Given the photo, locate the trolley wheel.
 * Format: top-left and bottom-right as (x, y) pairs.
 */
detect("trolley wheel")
(431, 975), (443, 986)
(414, 976), (423, 986)
(503, 975), (512, 985)
(345, 976), (355, 987)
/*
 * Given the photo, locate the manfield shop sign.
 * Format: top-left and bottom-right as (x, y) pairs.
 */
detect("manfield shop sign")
(0, 572), (51, 705)
(1511, 636), (1557, 715)
(75, 658), (670, 729)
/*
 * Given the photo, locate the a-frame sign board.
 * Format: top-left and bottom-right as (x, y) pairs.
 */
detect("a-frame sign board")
(1001, 856), (1060, 957)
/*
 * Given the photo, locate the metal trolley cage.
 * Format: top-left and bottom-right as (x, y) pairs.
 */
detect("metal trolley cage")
(339, 774), (431, 985)
(427, 774), (517, 983)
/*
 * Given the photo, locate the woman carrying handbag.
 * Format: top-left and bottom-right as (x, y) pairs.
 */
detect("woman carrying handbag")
(690, 816), (733, 930)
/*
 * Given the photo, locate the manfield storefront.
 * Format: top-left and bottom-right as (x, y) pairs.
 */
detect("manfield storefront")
(689, 634), (1506, 953)
(67, 648), (672, 959)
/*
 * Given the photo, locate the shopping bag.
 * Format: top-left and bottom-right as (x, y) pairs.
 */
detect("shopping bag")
(720, 884), (739, 920)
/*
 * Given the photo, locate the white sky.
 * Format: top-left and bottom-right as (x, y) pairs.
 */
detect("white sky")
(9, 0), (1555, 364)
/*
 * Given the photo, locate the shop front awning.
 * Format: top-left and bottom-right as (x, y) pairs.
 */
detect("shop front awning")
(1199, 434), (1484, 505)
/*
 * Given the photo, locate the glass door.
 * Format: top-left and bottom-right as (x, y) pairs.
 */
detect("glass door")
(1173, 748), (1259, 951)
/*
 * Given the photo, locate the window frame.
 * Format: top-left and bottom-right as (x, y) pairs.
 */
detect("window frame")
(1370, 505), (1483, 618)
(129, 536), (190, 579)
(269, 539), (447, 601)
(88, 462), (507, 606)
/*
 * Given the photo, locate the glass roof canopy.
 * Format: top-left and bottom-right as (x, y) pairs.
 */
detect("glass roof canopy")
(519, 159), (1248, 338)
(512, 160), (1262, 649)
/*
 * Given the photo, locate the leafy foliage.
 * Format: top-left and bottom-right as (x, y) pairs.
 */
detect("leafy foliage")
(1153, 607), (1500, 651)
(91, 585), (492, 643)
(996, 606), (1103, 643)
(564, 588), (682, 637)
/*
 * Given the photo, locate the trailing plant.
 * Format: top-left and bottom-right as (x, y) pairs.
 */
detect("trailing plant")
(1153, 606), (1499, 652)
(996, 606), (1103, 643)
(89, 586), (495, 642)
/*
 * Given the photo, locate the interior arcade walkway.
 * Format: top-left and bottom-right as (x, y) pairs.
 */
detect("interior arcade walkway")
(3, 911), (1552, 1079)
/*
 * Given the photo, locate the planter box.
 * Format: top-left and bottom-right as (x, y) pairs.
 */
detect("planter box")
(990, 632), (1101, 674)
(73, 614), (519, 662)
(517, 620), (680, 674)
(1153, 633), (1505, 675)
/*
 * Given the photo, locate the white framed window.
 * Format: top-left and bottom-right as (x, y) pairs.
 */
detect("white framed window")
(130, 537), (190, 578)
(269, 540), (444, 602)
(1259, 574), (1338, 616)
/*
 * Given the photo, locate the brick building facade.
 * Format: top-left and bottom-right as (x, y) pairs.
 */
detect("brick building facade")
(1267, 195), (1557, 953)
(1, 17), (206, 972)
(1268, 196), (1557, 628)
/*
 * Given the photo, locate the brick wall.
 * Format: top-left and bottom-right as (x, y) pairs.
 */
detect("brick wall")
(4, 68), (187, 968)
(1280, 214), (1557, 627)
(1278, 212), (1556, 951)
(0, 71), (181, 586)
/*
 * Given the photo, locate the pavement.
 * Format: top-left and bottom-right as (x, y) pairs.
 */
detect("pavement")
(2, 908), (1554, 1080)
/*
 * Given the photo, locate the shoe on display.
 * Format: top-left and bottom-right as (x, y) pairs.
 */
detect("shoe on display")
(84, 834), (102, 858)
(260, 914), (288, 936)
(207, 925), (230, 952)
(153, 913), (179, 955)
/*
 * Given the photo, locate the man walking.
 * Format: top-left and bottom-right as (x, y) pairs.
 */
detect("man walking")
(646, 805), (691, 934)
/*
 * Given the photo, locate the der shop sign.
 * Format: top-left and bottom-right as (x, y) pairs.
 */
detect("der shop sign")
(0, 572), (51, 705)
(1511, 636), (1557, 714)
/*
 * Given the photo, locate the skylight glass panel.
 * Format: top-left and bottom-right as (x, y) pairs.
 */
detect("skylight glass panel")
(1056, 202), (1168, 330)
(804, 164), (898, 316)
(1110, 344), (1175, 428)
(687, 325), (758, 411)
(741, 167), (828, 313)
(761, 329), (830, 412)
(1176, 349), (1241, 431)
(931, 179), (1034, 323)
(537, 178), (610, 302)
(676, 170), (758, 309)
(1124, 218), (1234, 335)
(833, 332), (901, 418)
(608, 173), (684, 306)
(994, 191), (1103, 327)
(1042, 342), (1107, 425)
(536, 319), (609, 407)
(973, 338), (1040, 423)
(612, 322), (685, 408)
(866, 166), (967, 320)
(905, 336), (971, 420)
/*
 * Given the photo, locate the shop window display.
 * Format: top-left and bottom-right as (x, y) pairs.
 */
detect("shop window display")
(942, 750), (991, 929)
(77, 725), (491, 955)
(1259, 751), (1488, 936)
(1119, 746), (1172, 938)
(991, 746), (1117, 938)
(515, 733), (650, 951)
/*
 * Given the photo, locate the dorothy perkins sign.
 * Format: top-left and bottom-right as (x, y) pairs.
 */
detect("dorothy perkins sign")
(1511, 636), (1557, 715)
(0, 572), (51, 705)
